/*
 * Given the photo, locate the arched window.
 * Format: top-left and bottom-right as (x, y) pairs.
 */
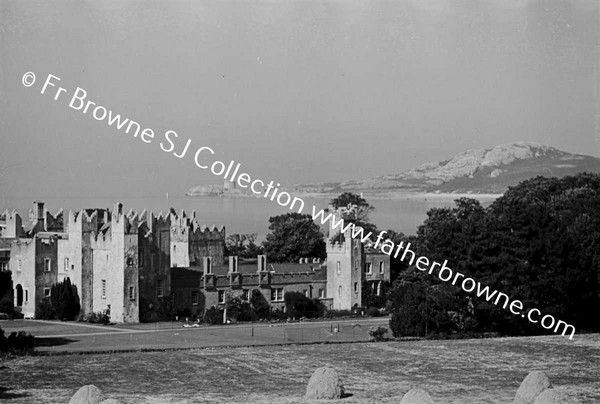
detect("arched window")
(15, 284), (23, 306)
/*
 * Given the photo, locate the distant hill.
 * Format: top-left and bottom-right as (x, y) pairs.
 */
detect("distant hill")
(291, 142), (600, 195)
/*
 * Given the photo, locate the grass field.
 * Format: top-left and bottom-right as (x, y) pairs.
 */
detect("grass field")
(1, 331), (599, 403)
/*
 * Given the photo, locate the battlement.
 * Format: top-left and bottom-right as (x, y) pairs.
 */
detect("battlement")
(189, 222), (226, 238)
(3, 209), (20, 220)
(326, 240), (347, 252)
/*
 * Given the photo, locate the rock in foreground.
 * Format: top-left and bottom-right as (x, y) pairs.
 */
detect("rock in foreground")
(305, 367), (345, 400)
(399, 388), (435, 404)
(533, 389), (579, 404)
(69, 385), (104, 404)
(514, 371), (552, 404)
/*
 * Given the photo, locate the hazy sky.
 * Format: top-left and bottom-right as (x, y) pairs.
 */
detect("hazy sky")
(1, 0), (598, 199)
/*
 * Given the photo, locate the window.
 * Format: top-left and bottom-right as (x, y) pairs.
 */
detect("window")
(44, 258), (51, 272)
(138, 249), (144, 267)
(43, 288), (51, 297)
(379, 261), (384, 273)
(129, 286), (135, 300)
(303, 289), (309, 298)
(376, 281), (382, 296)
(0, 262), (7, 271)
(319, 288), (325, 298)
(218, 290), (225, 304)
(101, 280), (106, 298)
(25, 289), (29, 302)
(338, 286), (342, 297)
(156, 279), (164, 297)
(336, 261), (341, 275)
(366, 262), (372, 274)
(242, 289), (249, 302)
(17, 259), (22, 271)
(271, 288), (284, 302)
(192, 291), (199, 305)
(354, 282), (358, 293)
(64, 257), (69, 271)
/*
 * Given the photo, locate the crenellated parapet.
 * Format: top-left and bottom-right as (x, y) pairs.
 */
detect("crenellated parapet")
(189, 222), (226, 240)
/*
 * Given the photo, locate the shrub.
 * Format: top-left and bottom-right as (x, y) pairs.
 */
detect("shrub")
(250, 289), (271, 320)
(84, 309), (110, 325)
(366, 307), (380, 317)
(0, 296), (14, 315)
(50, 277), (81, 321)
(203, 307), (223, 325)
(284, 292), (325, 319)
(176, 308), (192, 319)
(368, 325), (388, 342)
(35, 299), (56, 320)
(324, 309), (354, 318)
(226, 297), (257, 322)
(0, 327), (34, 355)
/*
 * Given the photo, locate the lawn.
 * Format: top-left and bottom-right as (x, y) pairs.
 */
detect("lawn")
(1, 333), (599, 403)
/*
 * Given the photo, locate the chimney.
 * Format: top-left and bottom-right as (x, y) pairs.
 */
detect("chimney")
(257, 255), (267, 273)
(33, 201), (45, 230)
(228, 256), (238, 273)
(203, 257), (212, 275)
(113, 202), (123, 216)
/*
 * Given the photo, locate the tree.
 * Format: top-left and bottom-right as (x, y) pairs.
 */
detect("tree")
(284, 292), (325, 319)
(49, 278), (81, 321)
(389, 272), (463, 337)
(381, 230), (413, 281)
(226, 296), (256, 322)
(250, 289), (270, 320)
(330, 192), (378, 241)
(392, 173), (600, 337)
(362, 280), (391, 309)
(0, 272), (13, 315)
(330, 192), (374, 223)
(225, 233), (264, 258)
(262, 213), (326, 262)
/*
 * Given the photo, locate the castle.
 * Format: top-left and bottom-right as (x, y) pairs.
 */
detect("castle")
(0, 201), (389, 322)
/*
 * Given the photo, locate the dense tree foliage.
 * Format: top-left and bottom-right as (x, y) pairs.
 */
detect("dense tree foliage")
(262, 213), (326, 262)
(389, 173), (600, 337)
(0, 271), (13, 315)
(330, 192), (378, 242)
(284, 291), (325, 318)
(49, 278), (81, 321)
(225, 234), (264, 258)
(361, 280), (391, 309)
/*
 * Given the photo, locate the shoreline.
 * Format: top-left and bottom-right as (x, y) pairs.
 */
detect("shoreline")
(185, 191), (504, 201)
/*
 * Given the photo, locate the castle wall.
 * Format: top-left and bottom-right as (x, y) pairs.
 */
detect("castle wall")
(34, 238), (59, 314)
(326, 235), (363, 310)
(10, 239), (36, 318)
(170, 224), (189, 268)
(189, 225), (225, 266)
(2, 211), (23, 238)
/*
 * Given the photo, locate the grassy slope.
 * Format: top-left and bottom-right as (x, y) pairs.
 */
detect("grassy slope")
(2, 334), (599, 403)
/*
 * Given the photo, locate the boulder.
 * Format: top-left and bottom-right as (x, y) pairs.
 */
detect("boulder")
(400, 388), (435, 404)
(514, 371), (552, 404)
(305, 367), (345, 400)
(533, 389), (579, 404)
(69, 385), (104, 404)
